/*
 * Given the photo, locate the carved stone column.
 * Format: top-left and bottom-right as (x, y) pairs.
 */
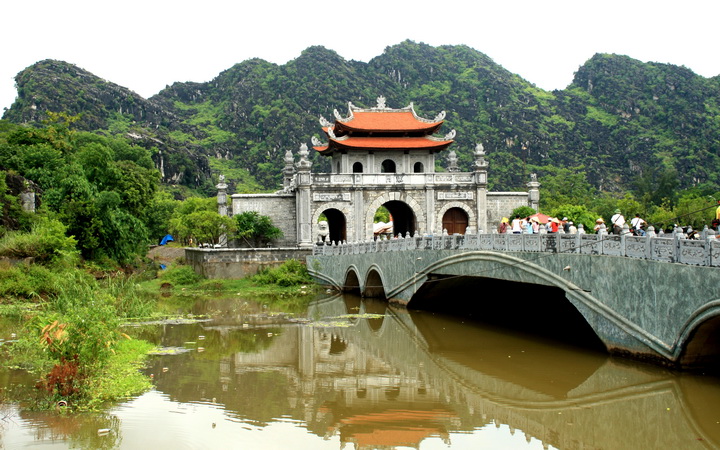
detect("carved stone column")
(296, 144), (314, 248)
(473, 144), (489, 233)
(282, 149), (296, 191)
(216, 174), (229, 247)
(216, 174), (228, 217)
(527, 173), (541, 211)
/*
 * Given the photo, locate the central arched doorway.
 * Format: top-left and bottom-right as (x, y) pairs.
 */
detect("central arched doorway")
(381, 200), (416, 237)
(442, 207), (469, 235)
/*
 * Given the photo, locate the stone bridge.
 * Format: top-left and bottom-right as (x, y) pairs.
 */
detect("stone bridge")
(306, 232), (720, 369)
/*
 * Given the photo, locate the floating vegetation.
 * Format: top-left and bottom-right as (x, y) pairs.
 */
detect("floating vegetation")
(147, 346), (193, 356)
(308, 313), (385, 328)
(122, 316), (212, 327)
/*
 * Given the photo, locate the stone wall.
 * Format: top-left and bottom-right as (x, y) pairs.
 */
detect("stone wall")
(186, 247), (312, 279)
(230, 193), (297, 247)
(486, 192), (532, 230)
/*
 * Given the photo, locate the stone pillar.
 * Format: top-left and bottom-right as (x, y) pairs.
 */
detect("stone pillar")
(217, 174), (228, 217)
(473, 144), (489, 233)
(425, 185), (435, 236)
(527, 173), (541, 211)
(216, 175), (229, 247)
(296, 143), (314, 248)
(282, 149), (295, 191)
(353, 188), (364, 241)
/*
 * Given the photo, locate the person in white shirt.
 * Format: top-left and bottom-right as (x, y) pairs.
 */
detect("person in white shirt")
(630, 214), (646, 236)
(610, 209), (625, 235)
(511, 215), (523, 234)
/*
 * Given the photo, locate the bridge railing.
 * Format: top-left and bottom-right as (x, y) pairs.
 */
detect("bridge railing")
(313, 229), (720, 267)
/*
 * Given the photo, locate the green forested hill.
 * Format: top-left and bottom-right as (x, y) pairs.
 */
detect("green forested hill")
(4, 40), (719, 195)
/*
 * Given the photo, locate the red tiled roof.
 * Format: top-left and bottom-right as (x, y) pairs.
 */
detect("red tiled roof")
(337, 111), (442, 133)
(314, 136), (452, 153)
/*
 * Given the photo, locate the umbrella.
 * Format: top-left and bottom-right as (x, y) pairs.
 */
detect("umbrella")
(529, 213), (551, 224)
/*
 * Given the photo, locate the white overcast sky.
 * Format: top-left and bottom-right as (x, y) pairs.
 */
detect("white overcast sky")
(2, 0), (719, 113)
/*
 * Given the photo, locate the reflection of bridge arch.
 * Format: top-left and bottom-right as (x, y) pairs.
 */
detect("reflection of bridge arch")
(316, 295), (720, 449)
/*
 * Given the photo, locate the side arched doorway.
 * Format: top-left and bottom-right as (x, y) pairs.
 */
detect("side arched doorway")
(321, 208), (347, 243)
(442, 207), (469, 235)
(382, 200), (416, 237)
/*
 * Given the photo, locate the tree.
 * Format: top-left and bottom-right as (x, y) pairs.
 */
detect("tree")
(536, 166), (596, 211)
(169, 197), (235, 246)
(232, 211), (283, 248)
(549, 205), (597, 233)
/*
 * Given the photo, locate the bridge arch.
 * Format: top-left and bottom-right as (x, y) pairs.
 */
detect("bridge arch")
(403, 252), (616, 352)
(343, 267), (361, 295)
(676, 301), (720, 370)
(364, 266), (387, 299)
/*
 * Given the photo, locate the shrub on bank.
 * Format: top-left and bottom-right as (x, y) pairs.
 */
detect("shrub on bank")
(251, 259), (313, 287)
(0, 218), (78, 265)
(3, 265), (158, 409)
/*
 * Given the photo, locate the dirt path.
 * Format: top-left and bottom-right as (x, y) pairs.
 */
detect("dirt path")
(147, 245), (185, 266)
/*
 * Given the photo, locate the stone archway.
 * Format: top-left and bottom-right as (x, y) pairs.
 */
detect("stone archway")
(313, 203), (351, 244)
(383, 200), (416, 237)
(321, 208), (346, 243)
(365, 193), (425, 239)
(438, 202), (475, 235)
(442, 207), (469, 235)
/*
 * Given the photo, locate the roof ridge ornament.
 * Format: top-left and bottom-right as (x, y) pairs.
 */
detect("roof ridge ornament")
(376, 95), (387, 109)
(311, 136), (326, 147)
(333, 104), (353, 123)
(319, 116), (332, 127)
(427, 128), (456, 142)
(326, 126), (347, 141)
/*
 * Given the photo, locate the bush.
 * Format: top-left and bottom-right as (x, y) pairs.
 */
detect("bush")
(252, 259), (312, 287)
(510, 205), (536, 220)
(158, 265), (204, 286)
(233, 211), (283, 248)
(0, 217), (78, 264)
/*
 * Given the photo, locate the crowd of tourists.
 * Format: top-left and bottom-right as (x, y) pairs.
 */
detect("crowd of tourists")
(498, 210), (649, 236)
(498, 204), (720, 240)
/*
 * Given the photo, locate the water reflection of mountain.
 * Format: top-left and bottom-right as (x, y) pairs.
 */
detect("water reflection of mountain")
(146, 295), (720, 450)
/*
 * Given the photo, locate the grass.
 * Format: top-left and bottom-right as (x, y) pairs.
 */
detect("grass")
(82, 338), (155, 410)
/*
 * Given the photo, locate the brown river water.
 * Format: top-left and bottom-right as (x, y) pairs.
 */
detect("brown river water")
(1, 293), (719, 449)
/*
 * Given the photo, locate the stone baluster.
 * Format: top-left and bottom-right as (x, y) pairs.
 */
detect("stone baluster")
(646, 225), (656, 238)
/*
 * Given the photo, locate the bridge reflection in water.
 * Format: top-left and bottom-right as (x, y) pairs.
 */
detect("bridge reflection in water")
(132, 294), (720, 450)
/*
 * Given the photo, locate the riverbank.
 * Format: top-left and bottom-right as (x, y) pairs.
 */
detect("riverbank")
(0, 256), (319, 411)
